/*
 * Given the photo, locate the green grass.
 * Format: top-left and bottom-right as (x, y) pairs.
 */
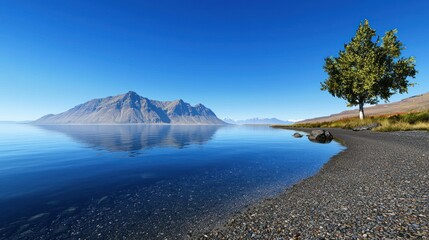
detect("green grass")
(272, 110), (429, 132)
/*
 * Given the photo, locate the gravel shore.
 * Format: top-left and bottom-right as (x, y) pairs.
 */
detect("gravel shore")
(199, 129), (429, 239)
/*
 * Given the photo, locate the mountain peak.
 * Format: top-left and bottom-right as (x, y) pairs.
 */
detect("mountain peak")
(124, 91), (139, 97)
(121, 91), (142, 103)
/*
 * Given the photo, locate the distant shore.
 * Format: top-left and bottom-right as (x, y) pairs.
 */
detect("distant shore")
(199, 128), (429, 239)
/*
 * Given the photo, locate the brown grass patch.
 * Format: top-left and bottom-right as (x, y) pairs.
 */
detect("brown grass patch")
(272, 110), (429, 132)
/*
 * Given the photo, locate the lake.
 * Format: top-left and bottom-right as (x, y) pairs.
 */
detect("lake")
(0, 123), (344, 239)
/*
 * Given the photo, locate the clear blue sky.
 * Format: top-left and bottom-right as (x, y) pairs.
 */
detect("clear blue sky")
(1, 0), (428, 121)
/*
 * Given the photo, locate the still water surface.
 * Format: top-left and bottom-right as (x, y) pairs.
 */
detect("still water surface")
(0, 124), (343, 239)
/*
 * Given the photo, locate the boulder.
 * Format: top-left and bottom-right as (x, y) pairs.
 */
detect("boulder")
(352, 122), (381, 131)
(292, 132), (303, 138)
(308, 129), (333, 143)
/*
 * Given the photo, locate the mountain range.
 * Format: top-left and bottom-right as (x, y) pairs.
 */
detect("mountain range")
(33, 91), (225, 125)
(223, 117), (293, 125)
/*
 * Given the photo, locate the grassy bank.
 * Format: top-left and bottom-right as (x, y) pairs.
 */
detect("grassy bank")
(273, 110), (429, 131)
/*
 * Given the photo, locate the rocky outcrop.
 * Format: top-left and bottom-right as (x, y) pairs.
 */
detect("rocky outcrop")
(308, 130), (334, 143)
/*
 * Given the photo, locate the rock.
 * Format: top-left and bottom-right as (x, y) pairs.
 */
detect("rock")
(27, 213), (49, 221)
(308, 130), (333, 143)
(97, 196), (109, 205)
(64, 207), (77, 213)
(352, 122), (381, 131)
(292, 133), (303, 138)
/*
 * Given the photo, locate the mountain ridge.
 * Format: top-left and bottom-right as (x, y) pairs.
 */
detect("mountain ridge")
(33, 91), (225, 125)
(300, 92), (429, 123)
(223, 117), (293, 125)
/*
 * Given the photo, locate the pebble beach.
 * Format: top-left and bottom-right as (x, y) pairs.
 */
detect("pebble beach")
(199, 129), (429, 239)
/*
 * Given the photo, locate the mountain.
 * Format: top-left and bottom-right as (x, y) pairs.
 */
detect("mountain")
(223, 117), (293, 125)
(222, 118), (237, 124)
(0, 121), (31, 124)
(300, 92), (429, 123)
(33, 91), (225, 125)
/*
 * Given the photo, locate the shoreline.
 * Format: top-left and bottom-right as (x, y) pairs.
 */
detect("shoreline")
(199, 128), (429, 239)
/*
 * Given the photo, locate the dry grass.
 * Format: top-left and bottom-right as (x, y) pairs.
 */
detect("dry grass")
(272, 110), (429, 132)
(375, 121), (429, 132)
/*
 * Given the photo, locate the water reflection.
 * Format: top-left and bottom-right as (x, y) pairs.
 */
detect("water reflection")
(37, 125), (222, 152)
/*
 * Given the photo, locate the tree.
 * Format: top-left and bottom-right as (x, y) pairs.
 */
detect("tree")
(321, 20), (417, 120)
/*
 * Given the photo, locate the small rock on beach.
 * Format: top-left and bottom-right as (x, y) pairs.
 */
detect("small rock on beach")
(308, 129), (333, 143)
(352, 122), (381, 131)
(292, 132), (303, 138)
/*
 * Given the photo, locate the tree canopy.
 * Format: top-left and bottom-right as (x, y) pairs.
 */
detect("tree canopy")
(321, 20), (417, 119)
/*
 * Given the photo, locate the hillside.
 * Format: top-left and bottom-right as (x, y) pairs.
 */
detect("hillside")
(300, 92), (429, 123)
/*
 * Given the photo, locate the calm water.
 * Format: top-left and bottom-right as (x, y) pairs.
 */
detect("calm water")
(0, 124), (343, 239)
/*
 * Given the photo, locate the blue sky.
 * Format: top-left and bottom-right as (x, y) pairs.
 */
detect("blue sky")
(1, 0), (428, 121)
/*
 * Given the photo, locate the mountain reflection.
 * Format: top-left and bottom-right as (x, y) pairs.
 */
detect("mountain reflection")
(37, 125), (222, 152)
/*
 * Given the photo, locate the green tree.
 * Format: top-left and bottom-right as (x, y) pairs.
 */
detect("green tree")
(321, 20), (417, 119)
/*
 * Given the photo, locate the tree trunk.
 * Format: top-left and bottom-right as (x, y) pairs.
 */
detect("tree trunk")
(359, 102), (365, 120)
